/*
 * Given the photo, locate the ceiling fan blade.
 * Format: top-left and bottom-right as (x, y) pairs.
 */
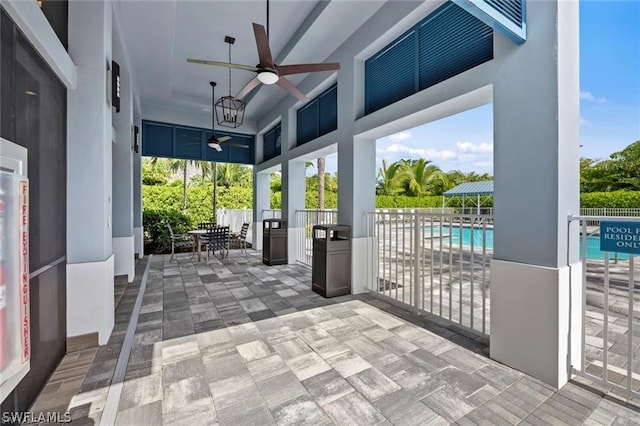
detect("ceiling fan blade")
(218, 136), (231, 143)
(252, 23), (275, 68)
(187, 58), (258, 72)
(227, 144), (250, 149)
(236, 76), (261, 100)
(276, 77), (308, 103)
(276, 63), (341, 76)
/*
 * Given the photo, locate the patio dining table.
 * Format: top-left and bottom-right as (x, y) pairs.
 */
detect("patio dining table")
(187, 229), (212, 262)
(188, 227), (235, 261)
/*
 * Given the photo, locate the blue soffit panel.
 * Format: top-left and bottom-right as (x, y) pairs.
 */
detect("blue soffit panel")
(452, 0), (526, 44)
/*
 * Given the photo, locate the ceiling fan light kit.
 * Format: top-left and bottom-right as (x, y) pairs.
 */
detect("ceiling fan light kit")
(257, 71), (278, 85)
(187, 0), (340, 104)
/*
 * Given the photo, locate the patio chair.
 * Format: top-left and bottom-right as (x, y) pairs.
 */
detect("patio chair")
(230, 222), (250, 256)
(167, 223), (194, 262)
(206, 225), (230, 260)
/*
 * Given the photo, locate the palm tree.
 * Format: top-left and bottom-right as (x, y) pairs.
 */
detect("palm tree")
(317, 157), (325, 209)
(398, 158), (444, 197)
(377, 160), (401, 195)
(164, 158), (192, 211)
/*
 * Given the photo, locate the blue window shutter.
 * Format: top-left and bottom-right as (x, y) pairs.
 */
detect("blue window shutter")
(419, 3), (493, 90)
(485, 0), (523, 27)
(263, 124), (281, 161)
(318, 85), (338, 136)
(365, 30), (417, 114)
(297, 101), (319, 145)
(175, 127), (202, 159)
(228, 134), (253, 164)
(142, 122), (173, 157)
(274, 125), (281, 157)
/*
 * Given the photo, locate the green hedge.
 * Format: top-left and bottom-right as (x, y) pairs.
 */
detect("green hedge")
(376, 195), (443, 208)
(580, 191), (640, 208)
(142, 208), (192, 253)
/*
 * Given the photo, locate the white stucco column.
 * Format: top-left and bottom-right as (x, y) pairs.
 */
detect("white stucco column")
(278, 110), (305, 263)
(111, 26), (134, 282)
(282, 159), (306, 264)
(253, 170), (271, 250)
(337, 135), (376, 294)
(66, 0), (114, 345)
(490, 0), (580, 388)
(337, 55), (377, 294)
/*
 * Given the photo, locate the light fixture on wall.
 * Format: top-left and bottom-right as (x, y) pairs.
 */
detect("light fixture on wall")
(132, 125), (139, 153)
(112, 60), (121, 113)
(208, 82), (231, 151)
(214, 36), (245, 128)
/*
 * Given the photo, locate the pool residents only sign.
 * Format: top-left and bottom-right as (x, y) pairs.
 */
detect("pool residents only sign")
(600, 221), (640, 255)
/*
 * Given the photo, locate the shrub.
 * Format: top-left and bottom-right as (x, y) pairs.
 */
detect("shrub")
(143, 208), (192, 254)
(580, 191), (640, 208)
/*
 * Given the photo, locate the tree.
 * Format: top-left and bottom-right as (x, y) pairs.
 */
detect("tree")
(398, 158), (444, 197)
(377, 160), (401, 195)
(143, 157), (171, 185)
(163, 159), (192, 211)
(317, 156), (325, 209)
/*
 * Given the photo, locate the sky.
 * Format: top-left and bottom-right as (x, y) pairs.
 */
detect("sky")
(321, 0), (640, 176)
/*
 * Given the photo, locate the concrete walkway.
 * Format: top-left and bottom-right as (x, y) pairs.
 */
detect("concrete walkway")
(33, 251), (640, 425)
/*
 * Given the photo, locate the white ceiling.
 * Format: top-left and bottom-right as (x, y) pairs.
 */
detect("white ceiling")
(114, 0), (387, 130)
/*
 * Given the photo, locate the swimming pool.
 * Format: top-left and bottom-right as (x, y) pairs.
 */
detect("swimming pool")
(424, 225), (629, 261)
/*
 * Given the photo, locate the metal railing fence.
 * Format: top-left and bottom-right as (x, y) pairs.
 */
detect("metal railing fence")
(366, 211), (493, 336)
(568, 214), (639, 400)
(295, 209), (338, 266)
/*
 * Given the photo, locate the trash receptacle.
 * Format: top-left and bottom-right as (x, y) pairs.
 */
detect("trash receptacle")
(263, 219), (287, 265)
(312, 225), (351, 297)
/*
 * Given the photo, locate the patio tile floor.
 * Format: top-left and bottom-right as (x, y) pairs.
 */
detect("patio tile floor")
(29, 251), (640, 425)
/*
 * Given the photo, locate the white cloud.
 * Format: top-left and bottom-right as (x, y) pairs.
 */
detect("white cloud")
(580, 116), (591, 126)
(455, 141), (493, 153)
(385, 144), (457, 160)
(389, 131), (412, 142)
(580, 91), (607, 103)
(472, 161), (493, 169)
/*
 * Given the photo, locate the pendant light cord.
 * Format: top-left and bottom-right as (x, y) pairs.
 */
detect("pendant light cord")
(266, 0), (270, 39)
(228, 43), (232, 97)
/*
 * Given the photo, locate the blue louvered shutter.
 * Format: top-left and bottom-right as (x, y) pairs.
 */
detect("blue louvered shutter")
(274, 125), (281, 156)
(419, 3), (493, 90)
(175, 127), (202, 159)
(263, 127), (275, 161)
(263, 124), (281, 161)
(297, 101), (319, 145)
(485, 0), (523, 27)
(365, 30), (417, 115)
(142, 122), (173, 157)
(318, 85), (337, 136)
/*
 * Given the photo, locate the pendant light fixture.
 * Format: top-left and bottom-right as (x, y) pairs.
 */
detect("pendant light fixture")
(208, 81), (231, 151)
(215, 36), (246, 128)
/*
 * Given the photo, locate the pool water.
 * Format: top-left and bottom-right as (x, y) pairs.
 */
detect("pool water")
(425, 225), (629, 261)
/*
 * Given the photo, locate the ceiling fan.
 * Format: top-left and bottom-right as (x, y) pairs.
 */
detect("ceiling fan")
(187, 2), (340, 103)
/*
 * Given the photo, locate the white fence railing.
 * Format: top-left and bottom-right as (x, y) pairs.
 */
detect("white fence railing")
(295, 210), (338, 266)
(366, 211), (493, 336)
(262, 209), (281, 219)
(569, 215), (640, 400)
